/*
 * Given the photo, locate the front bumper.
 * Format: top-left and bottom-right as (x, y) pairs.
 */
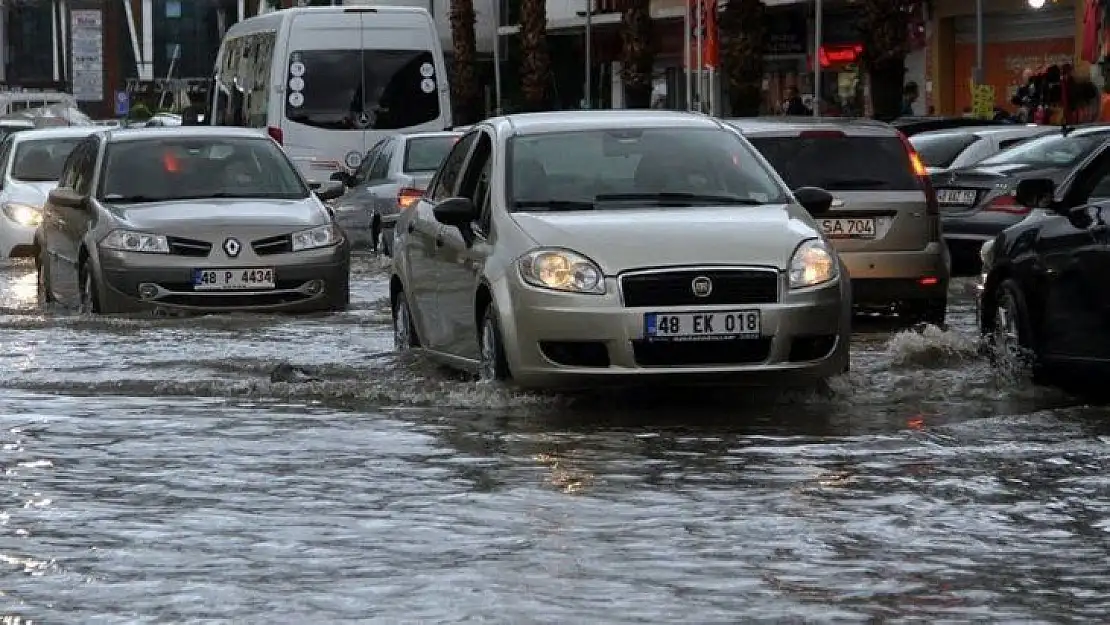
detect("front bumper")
(96, 244), (349, 313)
(496, 271), (852, 390)
(839, 243), (949, 307)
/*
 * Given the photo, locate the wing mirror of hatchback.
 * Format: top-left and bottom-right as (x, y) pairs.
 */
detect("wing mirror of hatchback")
(48, 187), (87, 210)
(314, 180), (345, 202)
(329, 171), (355, 187)
(792, 186), (834, 215)
(1014, 178), (1058, 211)
(433, 197), (476, 227)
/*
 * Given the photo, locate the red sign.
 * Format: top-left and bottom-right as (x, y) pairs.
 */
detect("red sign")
(809, 43), (863, 69)
(685, 0), (719, 70)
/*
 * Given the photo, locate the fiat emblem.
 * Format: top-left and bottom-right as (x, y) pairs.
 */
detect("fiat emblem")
(223, 237), (242, 258)
(691, 276), (713, 298)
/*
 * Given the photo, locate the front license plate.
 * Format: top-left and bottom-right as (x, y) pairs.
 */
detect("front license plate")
(193, 267), (275, 290)
(820, 218), (876, 239)
(645, 310), (761, 341)
(935, 188), (977, 205)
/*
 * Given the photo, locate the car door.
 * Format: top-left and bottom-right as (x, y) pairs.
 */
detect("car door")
(403, 131), (478, 351)
(435, 128), (495, 359)
(1035, 146), (1110, 361)
(49, 139), (96, 305)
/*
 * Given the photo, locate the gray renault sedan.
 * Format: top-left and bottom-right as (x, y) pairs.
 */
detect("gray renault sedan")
(36, 126), (350, 314)
(390, 110), (851, 389)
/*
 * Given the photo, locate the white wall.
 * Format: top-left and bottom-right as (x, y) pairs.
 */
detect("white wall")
(341, 0), (496, 53)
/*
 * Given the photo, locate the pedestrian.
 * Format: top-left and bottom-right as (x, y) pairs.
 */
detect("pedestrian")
(901, 81), (919, 116)
(782, 87), (809, 116)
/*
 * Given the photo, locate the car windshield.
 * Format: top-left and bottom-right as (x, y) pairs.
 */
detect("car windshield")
(507, 128), (787, 210)
(911, 132), (980, 168)
(977, 131), (1109, 168)
(747, 134), (920, 190)
(403, 135), (458, 173)
(98, 137), (309, 202)
(284, 49), (441, 131)
(11, 137), (84, 182)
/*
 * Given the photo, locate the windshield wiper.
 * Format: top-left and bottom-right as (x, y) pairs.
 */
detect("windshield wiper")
(594, 192), (765, 205)
(513, 200), (596, 211)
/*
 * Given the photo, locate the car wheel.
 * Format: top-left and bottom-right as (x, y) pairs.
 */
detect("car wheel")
(325, 272), (350, 312)
(985, 279), (1036, 377)
(478, 304), (511, 382)
(79, 261), (100, 314)
(370, 215), (382, 255)
(36, 245), (54, 305)
(392, 292), (420, 350)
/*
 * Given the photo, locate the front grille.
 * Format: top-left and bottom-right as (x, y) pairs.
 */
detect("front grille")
(167, 236), (212, 257)
(252, 234), (292, 255)
(632, 338), (772, 366)
(620, 269), (779, 307)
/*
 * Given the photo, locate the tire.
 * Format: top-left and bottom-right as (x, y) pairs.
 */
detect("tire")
(905, 298), (947, 327)
(984, 279), (1038, 378)
(392, 291), (420, 350)
(79, 260), (100, 314)
(325, 271), (350, 312)
(478, 304), (511, 382)
(370, 215), (382, 255)
(36, 244), (54, 305)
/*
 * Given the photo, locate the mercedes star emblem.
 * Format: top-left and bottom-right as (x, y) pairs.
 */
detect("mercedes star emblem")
(691, 276), (713, 298)
(223, 237), (242, 258)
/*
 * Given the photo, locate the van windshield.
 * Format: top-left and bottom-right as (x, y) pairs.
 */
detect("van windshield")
(284, 49), (441, 131)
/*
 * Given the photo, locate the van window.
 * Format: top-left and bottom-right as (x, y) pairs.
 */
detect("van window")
(284, 49), (440, 131)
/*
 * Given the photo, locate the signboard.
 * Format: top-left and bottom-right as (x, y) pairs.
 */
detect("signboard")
(971, 82), (996, 119)
(114, 91), (129, 117)
(70, 9), (103, 102)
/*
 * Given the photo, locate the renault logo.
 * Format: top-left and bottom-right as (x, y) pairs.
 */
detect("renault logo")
(691, 276), (713, 298)
(223, 237), (242, 257)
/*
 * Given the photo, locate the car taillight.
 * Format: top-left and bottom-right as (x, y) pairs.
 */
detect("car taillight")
(397, 187), (423, 210)
(267, 126), (283, 145)
(983, 194), (1030, 215)
(898, 131), (937, 216)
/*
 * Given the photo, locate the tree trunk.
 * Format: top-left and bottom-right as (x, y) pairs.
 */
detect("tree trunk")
(519, 0), (553, 112)
(859, 0), (915, 121)
(619, 0), (654, 109)
(449, 0), (482, 124)
(720, 0), (765, 117)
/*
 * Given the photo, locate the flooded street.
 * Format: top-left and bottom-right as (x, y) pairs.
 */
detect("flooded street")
(4, 256), (1110, 622)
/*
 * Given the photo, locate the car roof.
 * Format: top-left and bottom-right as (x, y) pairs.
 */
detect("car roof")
(488, 110), (724, 136)
(102, 126), (270, 143)
(11, 126), (105, 141)
(401, 130), (463, 141)
(723, 116), (899, 137)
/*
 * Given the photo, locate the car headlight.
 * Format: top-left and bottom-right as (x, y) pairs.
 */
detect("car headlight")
(788, 238), (838, 289)
(100, 229), (169, 254)
(292, 224), (343, 251)
(518, 248), (605, 294)
(2, 202), (41, 227)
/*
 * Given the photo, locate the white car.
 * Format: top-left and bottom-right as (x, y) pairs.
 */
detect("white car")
(0, 126), (103, 258)
(912, 125), (1057, 175)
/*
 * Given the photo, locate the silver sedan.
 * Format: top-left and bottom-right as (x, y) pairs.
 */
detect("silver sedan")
(37, 126), (350, 314)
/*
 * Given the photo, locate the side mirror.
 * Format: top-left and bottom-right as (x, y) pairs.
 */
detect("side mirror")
(329, 171), (353, 186)
(313, 180), (345, 202)
(792, 186), (834, 214)
(1014, 178), (1056, 211)
(48, 187), (86, 209)
(433, 197), (476, 227)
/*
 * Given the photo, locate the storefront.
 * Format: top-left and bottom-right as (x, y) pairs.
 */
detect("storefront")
(760, 7), (808, 114)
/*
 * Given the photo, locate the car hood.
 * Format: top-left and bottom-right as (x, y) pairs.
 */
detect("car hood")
(510, 204), (819, 273)
(106, 198), (328, 230)
(6, 180), (58, 206)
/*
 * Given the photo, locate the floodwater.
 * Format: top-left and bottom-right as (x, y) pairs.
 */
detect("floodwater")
(2, 256), (1110, 622)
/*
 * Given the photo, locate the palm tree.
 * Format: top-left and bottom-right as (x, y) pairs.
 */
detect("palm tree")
(720, 0), (764, 116)
(519, 0), (552, 111)
(859, 0), (915, 121)
(619, 0), (654, 108)
(449, 0), (481, 124)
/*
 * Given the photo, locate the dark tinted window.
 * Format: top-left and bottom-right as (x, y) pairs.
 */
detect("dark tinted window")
(977, 131), (1110, 168)
(428, 132), (477, 202)
(910, 133), (980, 168)
(98, 137), (308, 202)
(12, 137), (83, 181)
(404, 136), (458, 172)
(749, 135), (919, 190)
(284, 49), (441, 131)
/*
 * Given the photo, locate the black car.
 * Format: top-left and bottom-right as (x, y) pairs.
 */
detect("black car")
(892, 116), (1011, 137)
(931, 124), (1110, 275)
(977, 142), (1110, 390)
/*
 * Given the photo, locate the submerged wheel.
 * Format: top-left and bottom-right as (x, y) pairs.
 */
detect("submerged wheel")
(392, 292), (420, 350)
(478, 304), (510, 382)
(36, 244), (54, 305)
(79, 261), (100, 314)
(985, 279), (1036, 377)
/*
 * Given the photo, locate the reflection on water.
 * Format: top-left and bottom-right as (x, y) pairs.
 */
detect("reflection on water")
(1, 258), (1108, 621)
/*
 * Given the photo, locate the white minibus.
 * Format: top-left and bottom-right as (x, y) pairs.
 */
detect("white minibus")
(210, 6), (452, 183)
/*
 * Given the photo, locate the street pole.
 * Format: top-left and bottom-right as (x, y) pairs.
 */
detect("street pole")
(492, 0), (502, 114)
(813, 0), (821, 117)
(684, 0), (692, 110)
(696, 0), (704, 112)
(585, 0), (592, 109)
(974, 0), (983, 85)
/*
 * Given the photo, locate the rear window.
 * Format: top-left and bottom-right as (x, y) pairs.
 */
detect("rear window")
(910, 133), (980, 168)
(12, 137), (83, 182)
(284, 49), (441, 131)
(403, 136), (457, 172)
(748, 135), (920, 191)
(977, 131), (1110, 168)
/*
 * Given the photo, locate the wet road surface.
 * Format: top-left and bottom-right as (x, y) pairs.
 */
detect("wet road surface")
(3, 256), (1110, 622)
